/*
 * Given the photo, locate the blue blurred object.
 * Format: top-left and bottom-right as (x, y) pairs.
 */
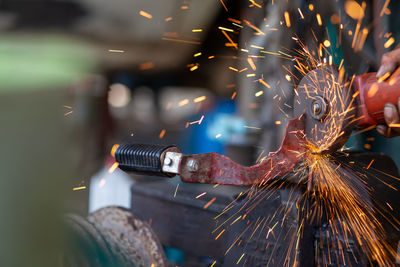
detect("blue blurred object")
(186, 98), (244, 154)
(163, 246), (186, 265)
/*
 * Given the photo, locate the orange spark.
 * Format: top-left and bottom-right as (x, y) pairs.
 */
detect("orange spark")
(139, 10), (152, 19)
(161, 37), (201, 45)
(384, 37), (395, 49)
(203, 197), (216, 209)
(194, 96), (206, 103)
(284, 12), (291, 27)
(247, 57), (257, 71)
(110, 144), (120, 158)
(215, 229), (226, 240)
(219, 0), (228, 12)
(159, 129), (166, 139)
(178, 99), (189, 106)
(108, 162), (119, 174)
(221, 30), (238, 49)
(316, 14), (322, 26)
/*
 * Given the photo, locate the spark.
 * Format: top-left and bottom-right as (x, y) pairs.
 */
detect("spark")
(165, 17), (172, 22)
(244, 126), (261, 130)
(215, 229), (226, 240)
(193, 52), (202, 57)
(323, 40), (331, 47)
(159, 129), (166, 139)
(73, 186), (86, 191)
(243, 20), (265, 35)
(210, 261), (217, 267)
(236, 253), (245, 264)
(366, 159), (374, 169)
(218, 26), (234, 32)
(192, 29), (202, 32)
(250, 45), (264, 49)
(284, 12), (291, 27)
(204, 197), (216, 209)
(316, 14), (322, 26)
(108, 162), (119, 174)
(229, 66), (238, 72)
(110, 144), (119, 157)
(139, 62), (154, 70)
(380, 0), (391, 17)
(139, 10), (152, 19)
(275, 121), (281, 125)
(178, 99), (189, 106)
(231, 92), (237, 99)
(384, 37), (395, 49)
(215, 134), (222, 139)
(196, 192), (207, 198)
(309, 4), (314, 11)
(221, 30), (238, 49)
(259, 79), (271, 88)
(161, 37), (201, 45)
(108, 49), (124, 53)
(344, 0), (364, 20)
(190, 65), (199, 71)
(378, 72), (391, 82)
(297, 8), (304, 19)
(219, 0), (228, 12)
(174, 183), (179, 197)
(194, 96), (206, 103)
(255, 90), (263, 97)
(247, 57), (257, 70)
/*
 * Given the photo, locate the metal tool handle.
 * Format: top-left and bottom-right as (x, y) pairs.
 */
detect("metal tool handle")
(115, 143), (181, 177)
(355, 69), (400, 127)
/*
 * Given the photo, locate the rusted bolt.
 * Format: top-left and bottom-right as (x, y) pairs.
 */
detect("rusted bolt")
(186, 159), (199, 172)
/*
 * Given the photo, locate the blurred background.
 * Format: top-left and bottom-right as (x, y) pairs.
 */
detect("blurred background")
(2, 0), (399, 266)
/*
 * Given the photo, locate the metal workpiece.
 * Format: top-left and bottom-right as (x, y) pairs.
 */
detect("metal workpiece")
(115, 116), (307, 186)
(161, 151), (182, 174)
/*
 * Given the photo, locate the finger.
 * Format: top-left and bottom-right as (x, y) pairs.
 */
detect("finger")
(376, 124), (399, 138)
(376, 124), (389, 137)
(377, 49), (400, 79)
(384, 103), (400, 125)
(384, 103), (400, 137)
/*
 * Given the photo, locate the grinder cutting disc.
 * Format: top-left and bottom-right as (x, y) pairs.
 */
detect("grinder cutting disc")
(293, 67), (356, 153)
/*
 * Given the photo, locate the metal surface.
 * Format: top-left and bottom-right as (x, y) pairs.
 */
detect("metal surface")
(293, 68), (356, 153)
(178, 115), (306, 185)
(162, 151), (182, 174)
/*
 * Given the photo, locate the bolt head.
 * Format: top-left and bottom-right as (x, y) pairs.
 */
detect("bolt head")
(164, 157), (172, 166)
(310, 96), (328, 120)
(186, 159), (199, 172)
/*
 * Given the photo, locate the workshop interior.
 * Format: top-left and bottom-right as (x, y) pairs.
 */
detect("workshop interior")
(2, 0), (400, 266)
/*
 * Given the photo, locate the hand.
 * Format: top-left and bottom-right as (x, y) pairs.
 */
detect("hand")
(376, 48), (400, 137)
(376, 99), (400, 137)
